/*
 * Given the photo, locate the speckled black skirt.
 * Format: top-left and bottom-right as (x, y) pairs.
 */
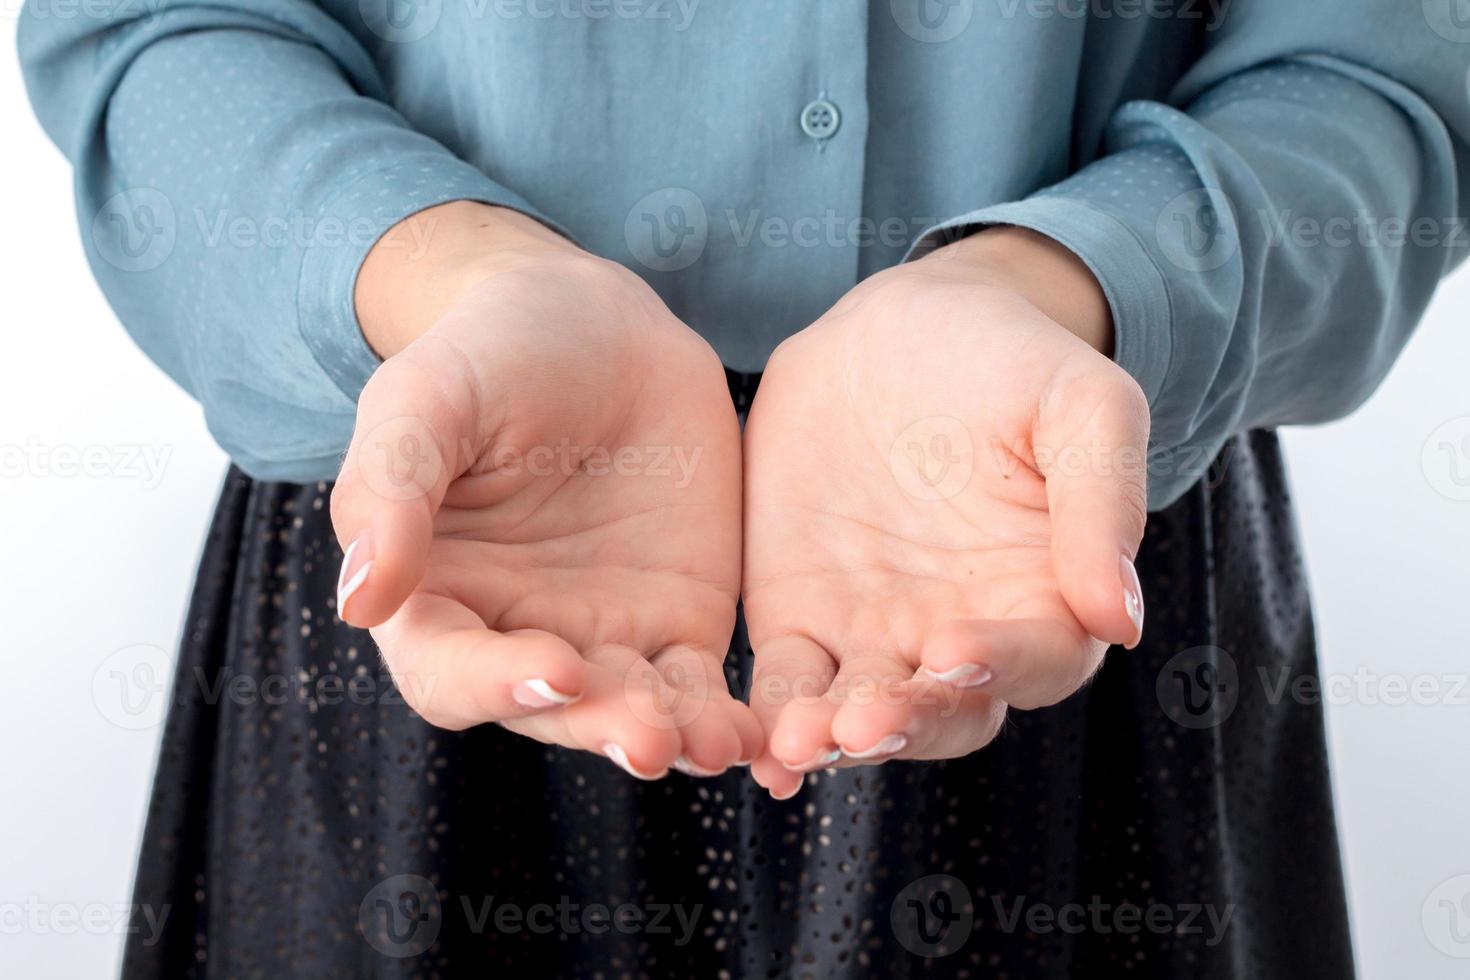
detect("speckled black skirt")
(122, 372), (1354, 979)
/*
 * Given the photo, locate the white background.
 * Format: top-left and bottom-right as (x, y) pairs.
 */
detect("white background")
(3, 16), (1468, 978)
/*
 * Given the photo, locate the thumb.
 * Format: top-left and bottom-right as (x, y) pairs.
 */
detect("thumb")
(1036, 359), (1151, 648)
(330, 348), (479, 627)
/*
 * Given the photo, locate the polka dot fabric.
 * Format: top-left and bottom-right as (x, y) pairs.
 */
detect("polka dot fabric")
(121, 372), (1351, 979)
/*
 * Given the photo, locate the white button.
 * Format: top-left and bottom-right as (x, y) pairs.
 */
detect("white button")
(799, 99), (841, 140)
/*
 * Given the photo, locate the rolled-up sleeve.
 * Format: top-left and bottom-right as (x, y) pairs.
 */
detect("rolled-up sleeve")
(18, 1), (545, 481)
(913, 1), (1470, 508)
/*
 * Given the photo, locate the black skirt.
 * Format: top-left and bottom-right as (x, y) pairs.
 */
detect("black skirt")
(122, 371), (1353, 979)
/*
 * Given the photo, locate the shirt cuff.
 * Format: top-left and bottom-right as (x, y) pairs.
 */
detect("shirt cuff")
(906, 197), (1175, 411)
(296, 153), (563, 399)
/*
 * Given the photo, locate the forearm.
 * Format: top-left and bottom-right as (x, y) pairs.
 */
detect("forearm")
(18, 3), (548, 480)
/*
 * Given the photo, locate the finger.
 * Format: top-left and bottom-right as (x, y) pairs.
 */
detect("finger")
(747, 635), (838, 800)
(897, 684), (1009, 761)
(331, 344), (482, 627)
(828, 652), (924, 764)
(1035, 361), (1151, 648)
(649, 645), (759, 777)
(568, 644), (685, 779)
(918, 617), (1104, 710)
(831, 676), (1008, 762)
(372, 593), (586, 729)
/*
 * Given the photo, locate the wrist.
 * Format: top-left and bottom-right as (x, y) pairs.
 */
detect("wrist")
(355, 201), (580, 358)
(923, 226), (1115, 356)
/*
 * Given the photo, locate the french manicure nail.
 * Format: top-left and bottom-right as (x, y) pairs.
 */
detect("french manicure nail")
(336, 532), (374, 619)
(783, 747), (842, 773)
(603, 743), (665, 780)
(511, 678), (580, 709)
(671, 756), (725, 778)
(844, 733), (908, 759)
(1120, 554), (1145, 646)
(920, 663), (993, 688)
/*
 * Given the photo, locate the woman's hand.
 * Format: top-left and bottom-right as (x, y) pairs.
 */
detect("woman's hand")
(330, 204), (760, 780)
(742, 228), (1151, 799)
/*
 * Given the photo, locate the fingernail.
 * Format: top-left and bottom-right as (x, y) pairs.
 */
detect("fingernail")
(603, 743), (665, 780)
(671, 756), (725, 778)
(336, 532), (374, 619)
(783, 747), (842, 773)
(1120, 554), (1145, 647)
(770, 782), (801, 801)
(843, 733), (907, 759)
(919, 663), (993, 688)
(511, 679), (580, 709)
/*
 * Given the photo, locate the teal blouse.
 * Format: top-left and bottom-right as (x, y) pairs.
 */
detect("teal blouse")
(19, 0), (1470, 506)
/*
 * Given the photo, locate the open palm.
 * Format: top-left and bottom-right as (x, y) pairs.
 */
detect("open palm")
(332, 257), (760, 779)
(742, 263), (1149, 799)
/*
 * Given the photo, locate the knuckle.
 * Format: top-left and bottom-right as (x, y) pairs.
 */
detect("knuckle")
(1116, 474), (1150, 529)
